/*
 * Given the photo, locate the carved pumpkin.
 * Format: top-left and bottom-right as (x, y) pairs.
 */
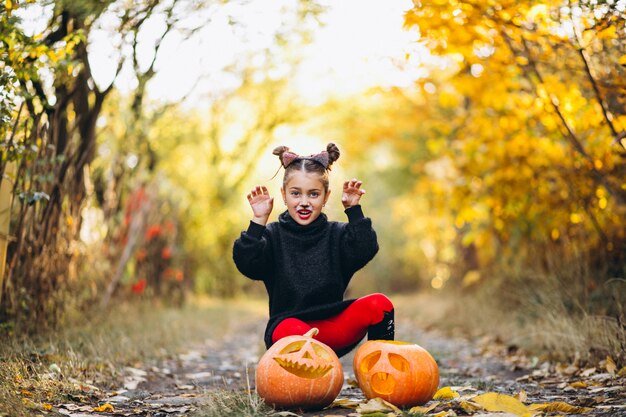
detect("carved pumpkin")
(353, 340), (439, 407)
(255, 328), (344, 410)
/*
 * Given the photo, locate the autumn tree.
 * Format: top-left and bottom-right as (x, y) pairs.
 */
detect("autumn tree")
(401, 0), (625, 281)
(0, 0), (212, 327)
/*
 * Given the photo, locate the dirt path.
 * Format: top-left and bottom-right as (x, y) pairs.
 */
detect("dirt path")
(55, 316), (626, 417)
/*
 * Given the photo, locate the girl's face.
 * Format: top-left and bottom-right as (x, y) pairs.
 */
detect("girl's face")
(281, 170), (330, 226)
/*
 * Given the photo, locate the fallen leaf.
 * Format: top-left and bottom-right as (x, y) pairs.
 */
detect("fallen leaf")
(605, 356), (616, 375)
(20, 390), (33, 397)
(59, 404), (93, 412)
(431, 411), (457, 417)
(408, 401), (439, 414)
(42, 403), (53, 411)
(529, 401), (593, 413)
(331, 398), (362, 409)
(450, 385), (477, 392)
(459, 399), (483, 413)
(515, 390), (527, 403)
(588, 386), (622, 393)
(580, 367), (596, 377)
(93, 403), (115, 412)
(160, 406), (192, 413)
(569, 381), (588, 389)
(472, 393), (536, 417)
(618, 367), (626, 377)
(356, 397), (401, 414)
(433, 386), (460, 400)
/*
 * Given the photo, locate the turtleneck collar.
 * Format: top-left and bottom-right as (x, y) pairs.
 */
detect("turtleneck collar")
(278, 210), (328, 235)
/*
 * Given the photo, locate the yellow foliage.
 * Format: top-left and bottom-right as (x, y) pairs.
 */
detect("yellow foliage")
(433, 386), (460, 400)
(472, 392), (536, 417)
(93, 403), (114, 412)
(529, 401), (593, 413)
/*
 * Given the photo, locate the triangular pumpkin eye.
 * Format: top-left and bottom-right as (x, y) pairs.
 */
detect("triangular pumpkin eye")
(389, 353), (410, 372)
(312, 342), (332, 360)
(279, 341), (304, 354)
(360, 350), (381, 373)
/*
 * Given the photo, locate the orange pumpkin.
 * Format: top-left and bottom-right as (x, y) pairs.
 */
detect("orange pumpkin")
(353, 340), (439, 407)
(255, 328), (344, 410)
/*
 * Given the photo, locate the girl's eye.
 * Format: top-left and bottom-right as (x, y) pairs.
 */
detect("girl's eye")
(290, 192), (300, 196)
(310, 192), (319, 198)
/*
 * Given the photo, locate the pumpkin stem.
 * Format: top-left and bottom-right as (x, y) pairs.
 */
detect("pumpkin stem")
(304, 328), (319, 337)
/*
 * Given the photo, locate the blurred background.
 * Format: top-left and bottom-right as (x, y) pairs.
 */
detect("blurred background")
(1, 0), (625, 359)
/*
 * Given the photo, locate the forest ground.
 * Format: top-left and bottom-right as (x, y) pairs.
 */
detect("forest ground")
(1, 295), (624, 417)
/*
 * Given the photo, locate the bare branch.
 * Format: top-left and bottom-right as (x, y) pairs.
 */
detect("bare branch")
(571, 20), (623, 149)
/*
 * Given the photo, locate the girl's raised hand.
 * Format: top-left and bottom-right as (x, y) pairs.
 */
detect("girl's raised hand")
(247, 185), (274, 225)
(342, 178), (366, 209)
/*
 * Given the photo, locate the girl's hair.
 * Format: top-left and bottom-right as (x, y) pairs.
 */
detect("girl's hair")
(273, 143), (340, 192)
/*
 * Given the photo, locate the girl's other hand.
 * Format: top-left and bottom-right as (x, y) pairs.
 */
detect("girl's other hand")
(342, 178), (365, 209)
(248, 185), (274, 225)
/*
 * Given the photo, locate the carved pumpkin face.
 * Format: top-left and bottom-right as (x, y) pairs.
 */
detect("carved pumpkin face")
(256, 328), (343, 410)
(273, 338), (334, 378)
(353, 340), (439, 407)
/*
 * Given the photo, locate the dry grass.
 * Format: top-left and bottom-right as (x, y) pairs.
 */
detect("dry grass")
(193, 388), (276, 417)
(0, 297), (267, 417)
(394, 254), (626, 367)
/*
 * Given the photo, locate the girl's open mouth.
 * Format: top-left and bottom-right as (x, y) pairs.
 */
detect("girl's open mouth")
(297, 209), (312, 220)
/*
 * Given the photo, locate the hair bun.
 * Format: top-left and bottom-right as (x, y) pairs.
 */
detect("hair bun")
(326, 143), (340, 169)
(272, 145), (290, 160)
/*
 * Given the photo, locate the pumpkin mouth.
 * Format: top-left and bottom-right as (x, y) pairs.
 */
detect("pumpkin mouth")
(273, 358), (333, 379)
(371, 372), (395, 395)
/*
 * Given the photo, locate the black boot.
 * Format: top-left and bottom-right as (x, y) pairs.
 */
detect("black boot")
(368, 309), (394, 341)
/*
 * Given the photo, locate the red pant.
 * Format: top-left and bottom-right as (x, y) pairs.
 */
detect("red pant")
(271, 293), (393, 350)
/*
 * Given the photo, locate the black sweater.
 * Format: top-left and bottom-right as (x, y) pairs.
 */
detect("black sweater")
(232, 205), (379, 352)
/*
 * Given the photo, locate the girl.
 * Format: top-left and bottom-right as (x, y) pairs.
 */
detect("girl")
(232, 143), (394, 357)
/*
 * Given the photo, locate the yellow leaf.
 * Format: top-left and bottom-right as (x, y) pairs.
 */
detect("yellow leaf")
(598, 25), (617, 40)
(330, 398), (361, 409)
(530, 401), (593, 413)
(459, 399), (482, 413)
(619, 54), (626, 66)
(432, 411), (457, 417)
(618, 366), (626, 377)
(433, 386), (460, 400)
(5, 0), (12, 15)
(569, 381), (588, 389)
(472, 392), (536, 417)
(20, 390), (33, 397)
(93, 403), (114, 412)
(409, 401), (439, 414)
(43, 404), (53, 411)
(605, 356), (617, 375)
(356, 397), (401, 414)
